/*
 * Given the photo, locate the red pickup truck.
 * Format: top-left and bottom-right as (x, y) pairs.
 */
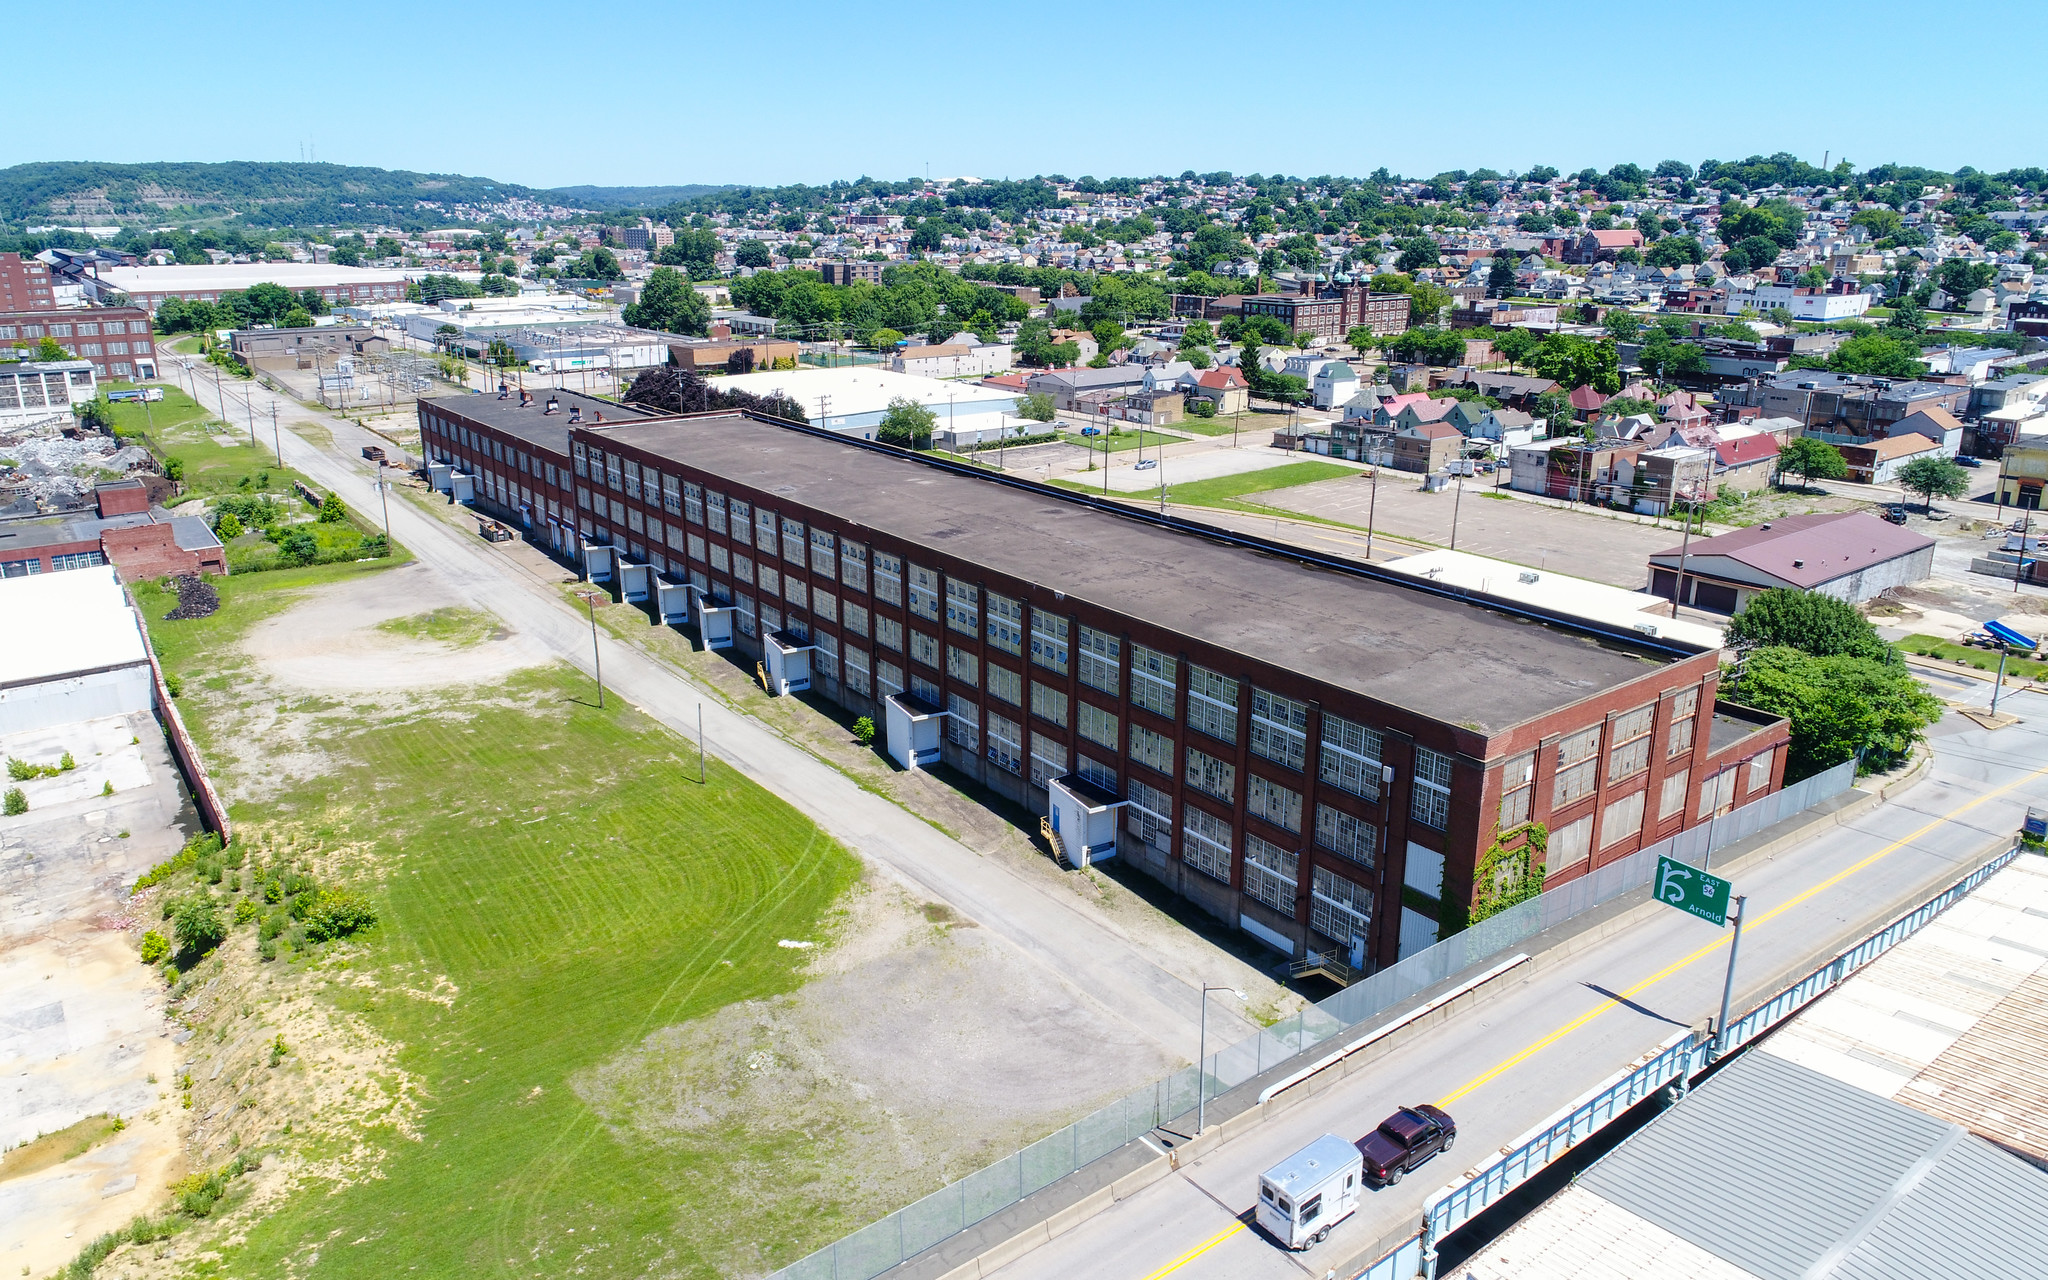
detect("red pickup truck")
(1357, 1105), (1456, 1185)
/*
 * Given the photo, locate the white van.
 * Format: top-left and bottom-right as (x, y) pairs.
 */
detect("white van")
(1255, 1133), (1364, 1250)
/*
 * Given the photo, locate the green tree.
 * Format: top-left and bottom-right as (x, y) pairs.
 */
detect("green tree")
(876, 396), (937, 448)
(622, 266), (710, 336)
(735, 239), (772, 269)
(1645, 236), (1707, 267)
(317, 492), (347, 524)
(1493, 326), (1539, 369)
(568, 247), (623, 280)
(867, 327), (904, 350)
(1894, 455), (1969, 513)
(281, 306), (315, 328)
(1016, 392), (1057, 423)
(171, 897), (226, 958)
(1775, 437), (1848, 488)
(1603, 310), (1642, 342)
(34, 334), (66, 360)
(1178, 319), (1216, 351)
(1732, 647), (1941, 779)
(278, 528), (318, 566)
(1487, 253), (1517, 296)
(1723, 588), (1897, 665)
(1395, 237), (1441, 273)
(216, 511), (244, 539)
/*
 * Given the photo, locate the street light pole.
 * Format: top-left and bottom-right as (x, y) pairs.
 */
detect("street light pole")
(1713, 895), (1749, 1060)
(1195, 983), (1244, 1135)
(1365, 460), (1380, 559)
(1450, 474), (1465, 551)
(271, 401), (282, 466)
(1671, 501), (1695, 618)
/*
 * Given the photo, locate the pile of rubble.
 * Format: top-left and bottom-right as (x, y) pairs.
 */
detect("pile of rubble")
(163, 574), (220, 620)
(0, 425), (158, 512)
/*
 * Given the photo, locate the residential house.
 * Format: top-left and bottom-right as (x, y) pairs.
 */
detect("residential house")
(1885, 407), (1965, 454)
(1310, 359), (1359, 410)
(1568, 385), (1609, 418)
(1996, 443), (2048, 508)
(1566, 230), (1646, 264)
(1391, 420), (1463, 473)
(1104, 389), (1184, 427)
(1185, 366), (1249, 414)
(1446, 400), (1490, 435)
(1712, 433), (1784, 491)
(1024, 365), (1147, 412)
(1391, 396), (1458, 433)
(891, 342), (1016, 379)
(1472, 407), (1541, 448)
(1618, 446), (1713, 516)
(1839, 433), (1945, 485)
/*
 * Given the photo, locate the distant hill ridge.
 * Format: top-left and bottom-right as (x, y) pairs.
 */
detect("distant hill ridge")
(0, 161), (729, 228)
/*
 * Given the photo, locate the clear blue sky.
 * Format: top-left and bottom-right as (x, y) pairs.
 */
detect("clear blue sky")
(11, 0), (2045, 189)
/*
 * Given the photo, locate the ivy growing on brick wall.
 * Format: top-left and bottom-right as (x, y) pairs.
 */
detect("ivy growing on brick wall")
(1467, 822), (1550, 926)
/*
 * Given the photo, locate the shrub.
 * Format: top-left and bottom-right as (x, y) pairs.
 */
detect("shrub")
(260, 911), (286, 940)
(233, 899), (258, 925)
(1187, 397), (1218, 418)
(853, 715), (876, 745)
(138, 930), (170, 964)
(201, 858), (222, 884)
(216, 511), (244, 539)
(102, 780), (115, 796)
(133, 832), (220, 893)
(223, 844), (245, 870)
(317, 493), (347, 523)
(263, 878), (283, 903)
(278, 529), (319, 566)
(3, 788), (25, 815)
(258, 939), (278, 961)
(60, 751), (75, 771)
(303, 889), (378, 942)
(170, 897), (226, 957)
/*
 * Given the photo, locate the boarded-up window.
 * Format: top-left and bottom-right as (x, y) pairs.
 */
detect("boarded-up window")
(1600, 789), (1645, 850)
(1548, 814), (1593, 873)
(1659, 768), (1690, 820)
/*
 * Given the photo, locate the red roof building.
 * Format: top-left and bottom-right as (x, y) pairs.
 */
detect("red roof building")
(1648, 511), (1935, 612)
(1568, 385), (1608, 415)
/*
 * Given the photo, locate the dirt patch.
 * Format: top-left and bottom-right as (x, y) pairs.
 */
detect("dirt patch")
(571, 876), (1179, 1277)
(241, 560), (546, 693)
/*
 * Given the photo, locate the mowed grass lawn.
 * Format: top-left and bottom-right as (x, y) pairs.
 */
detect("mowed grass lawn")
(139, 565), (862, 1279)
(1056, 459), (1356, 512)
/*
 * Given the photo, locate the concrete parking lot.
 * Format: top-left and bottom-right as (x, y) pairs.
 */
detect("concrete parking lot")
(1257, 473), (1685, 589)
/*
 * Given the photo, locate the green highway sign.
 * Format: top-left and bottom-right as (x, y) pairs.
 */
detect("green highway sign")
(1655, 855), (1732, 927)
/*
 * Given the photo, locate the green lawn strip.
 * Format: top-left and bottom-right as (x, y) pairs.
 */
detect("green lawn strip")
(1112, 459), (1359, 508)
(1898, 633), (2048, 680)
(1168, 416), (1243, 437)
(139, 569), (863, 1278)
(1068, 428), (1179, 455)
(374, 605), (502, 647)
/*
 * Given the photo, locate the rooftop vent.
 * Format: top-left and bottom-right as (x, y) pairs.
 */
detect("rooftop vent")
(568, 405), (581, 423)
(518, 389), (532, 408)
(1793, 558), (1805, 568)
(1519, 570), (1541, 584)
(544, 395), (559, 415)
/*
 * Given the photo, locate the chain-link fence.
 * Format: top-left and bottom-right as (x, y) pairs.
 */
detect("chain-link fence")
(773, 758), (1858, 1280)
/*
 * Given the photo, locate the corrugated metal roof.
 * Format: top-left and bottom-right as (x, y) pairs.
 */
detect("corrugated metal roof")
(1578, 1050), (2048, 1280)
(1458, 1185), (1757, 1280)
(1762, 857), (2048, 1166)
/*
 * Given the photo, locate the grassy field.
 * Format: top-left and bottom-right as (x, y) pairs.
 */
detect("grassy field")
(1170, 411), (1269, 438)
(1110, 459), (1357, 510)
(376, 605), (502, 647)
(132, 565), (862, 1279)
(1899, 633), (2048, 681)
(1069, 427), (1179, 455)
(104, 383), (285, 501)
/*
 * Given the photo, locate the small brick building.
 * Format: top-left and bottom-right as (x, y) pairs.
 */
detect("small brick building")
(0, 481), (224, 581)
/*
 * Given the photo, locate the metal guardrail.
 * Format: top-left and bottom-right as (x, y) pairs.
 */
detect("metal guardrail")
(1353, 842), (2026, 1280)
(771, 762), (1862, 1280)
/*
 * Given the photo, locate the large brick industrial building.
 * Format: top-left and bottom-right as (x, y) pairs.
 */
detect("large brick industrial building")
(416, 391), (1787, 972)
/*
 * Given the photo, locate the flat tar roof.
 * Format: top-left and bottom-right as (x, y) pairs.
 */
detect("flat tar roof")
(432, 389), (656, 456)
(594, 415), (1678, 734)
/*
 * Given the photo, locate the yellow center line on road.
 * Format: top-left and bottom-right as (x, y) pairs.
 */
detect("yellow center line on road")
(1433, 760), (2048, 1109)
(1140, 1220), (1247, 1280)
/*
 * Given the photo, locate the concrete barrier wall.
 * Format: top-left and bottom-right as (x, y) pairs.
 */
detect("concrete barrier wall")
(132, 605), (232, 844)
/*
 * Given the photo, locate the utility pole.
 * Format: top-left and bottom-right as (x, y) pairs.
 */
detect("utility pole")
(1450, 473), (1465, 551)
(270, 402), (282, 466)
(1671, 498), (1695, 617)
(1365, 460), (1380, 559)
(578, 591), (605, 708)
(378, 475), (392, 541)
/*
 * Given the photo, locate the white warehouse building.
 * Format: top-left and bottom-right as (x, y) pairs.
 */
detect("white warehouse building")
(0, 566), (154, 734)
(708, 366), (1025, 443)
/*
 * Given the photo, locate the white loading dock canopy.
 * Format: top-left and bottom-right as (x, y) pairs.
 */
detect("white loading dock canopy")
(616, 559), (653, 603)
(1047, 774), (1126, 867)
(0, 566), (154, 734)
(884, 691), (944, 770)
(655, 580), (693, 625)
(762, 630), (814, 696)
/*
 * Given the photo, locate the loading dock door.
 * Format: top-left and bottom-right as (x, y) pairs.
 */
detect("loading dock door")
(450, 472), (475, 503)
(617, 560), (652, 604)
(884, 692), (943, 770)
(427, 463), (453, 493)
(582, 543), (614, 584)
(693, 593), (734, 650)
(656, 581), (692, 625)
(763, 631), (814, 696)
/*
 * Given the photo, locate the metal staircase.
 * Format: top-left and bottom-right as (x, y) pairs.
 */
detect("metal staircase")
(1286, 952), (1364, 988)
(1040, 816), (1074, 870)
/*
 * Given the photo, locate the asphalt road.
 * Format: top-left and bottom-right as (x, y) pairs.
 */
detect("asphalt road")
(981, 697), (2048, 1280)
(178, 375), (1268, 1065)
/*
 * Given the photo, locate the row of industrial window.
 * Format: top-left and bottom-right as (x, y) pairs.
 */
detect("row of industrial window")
(0, 320), (149, 339)
(579, 448), (1435, 816)
(5, 550), (107, 577)
(1505, 686), (1705, 833)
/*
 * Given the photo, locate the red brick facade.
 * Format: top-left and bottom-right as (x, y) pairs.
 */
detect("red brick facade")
(0, 305), (157, 380)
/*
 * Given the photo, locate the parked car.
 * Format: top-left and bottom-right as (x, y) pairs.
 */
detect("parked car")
(1080, 426), (1101, 437)
(1956, 455), (1982, 468)
(1882, 505), (1909, 525)
(1257, 1134), (1363, 1249)
(1134, 458), (1157, 470)
(1357, 1105), (1456, 1185)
